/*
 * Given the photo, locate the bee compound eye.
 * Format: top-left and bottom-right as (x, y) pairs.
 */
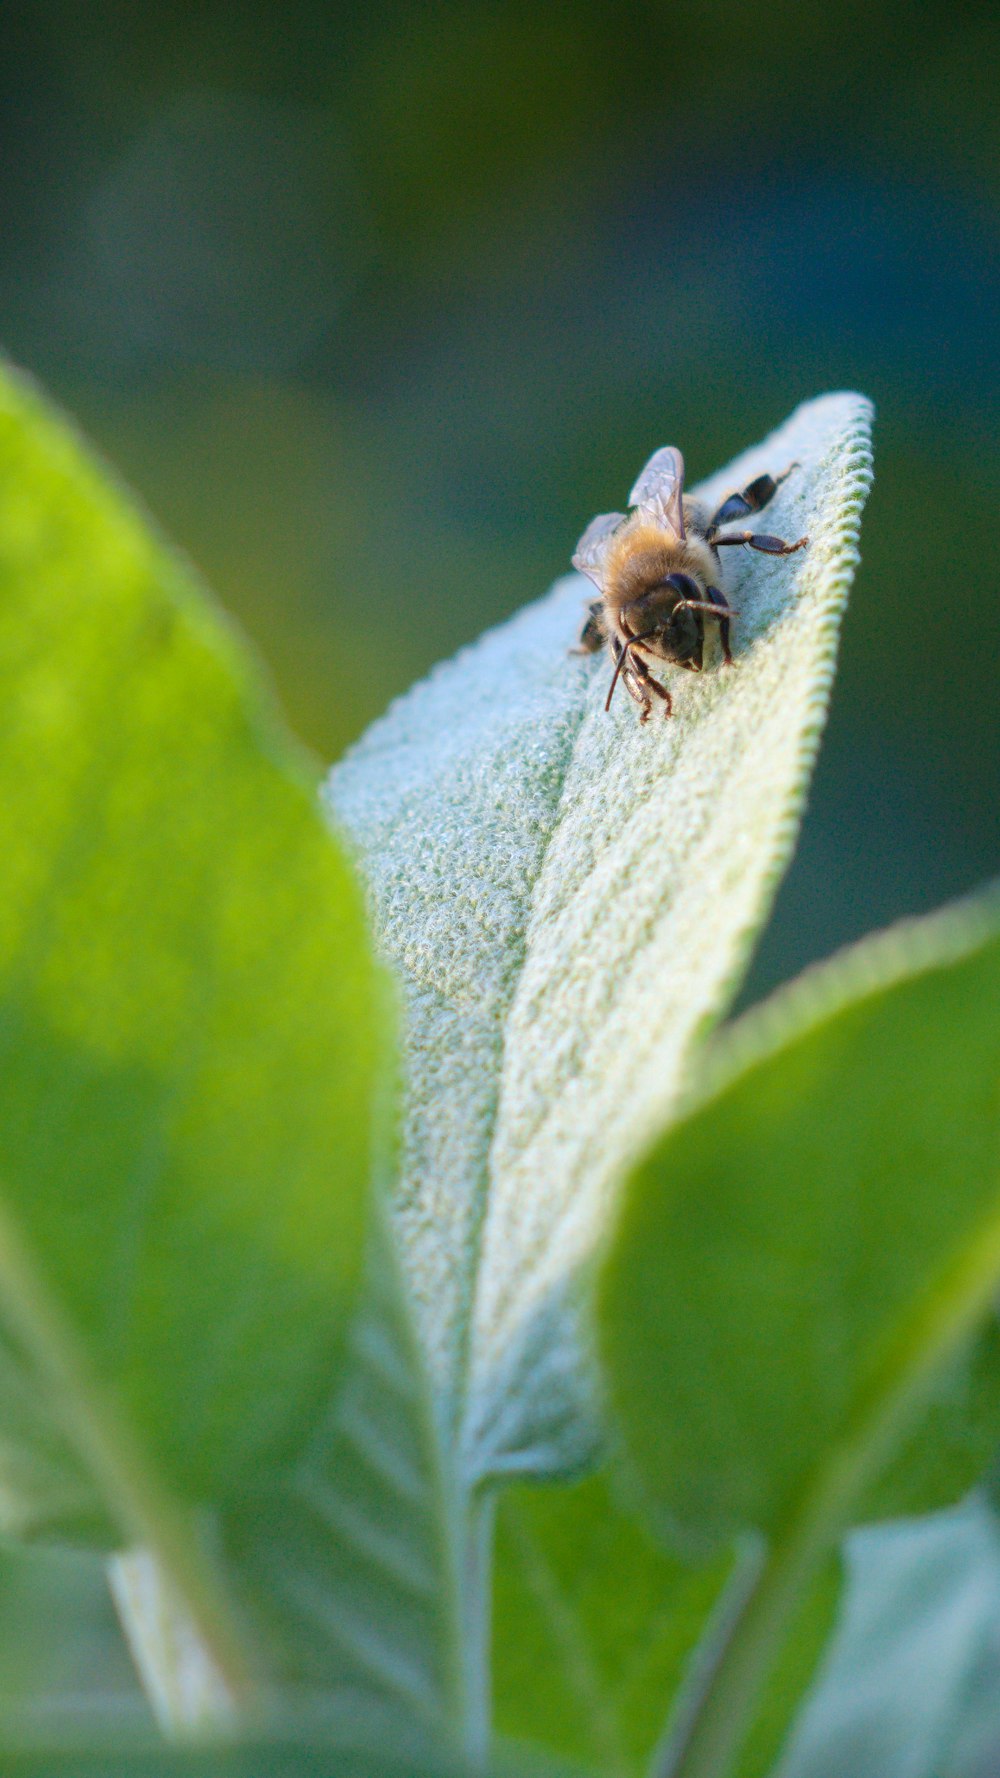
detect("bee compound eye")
(668, 603), (700, 660)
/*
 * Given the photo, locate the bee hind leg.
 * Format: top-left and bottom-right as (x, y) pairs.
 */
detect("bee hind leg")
(571, 600), (605, 655)
(707, 463), (799, 534)
(712, 531), (808, 557)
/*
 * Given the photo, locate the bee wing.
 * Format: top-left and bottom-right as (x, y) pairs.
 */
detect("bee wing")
(571, 510), (625, 588)
(628, 445), (687, 541)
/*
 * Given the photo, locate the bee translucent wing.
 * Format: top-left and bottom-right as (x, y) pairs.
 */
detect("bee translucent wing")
(628, 445), (687, 540)
(571, 511), (625, 589)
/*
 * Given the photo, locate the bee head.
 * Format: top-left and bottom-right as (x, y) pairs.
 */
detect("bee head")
(649, 573), (703, 663)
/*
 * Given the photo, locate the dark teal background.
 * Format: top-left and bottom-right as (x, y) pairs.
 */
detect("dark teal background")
(1, 0), (997, 998)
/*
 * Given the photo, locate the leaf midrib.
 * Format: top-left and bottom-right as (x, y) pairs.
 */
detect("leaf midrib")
(448, 640), (593, 1458)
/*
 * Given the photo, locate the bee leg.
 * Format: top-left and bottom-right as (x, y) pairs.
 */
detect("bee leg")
(627, 650), (672, 719)
(621, 666), (652, 722)
(571, 599), (605, 655)
(712, 531), (808, 556)
(707, 463), (798, 534)
(705, 585), (734, 664)
(634, 686), (655, 723)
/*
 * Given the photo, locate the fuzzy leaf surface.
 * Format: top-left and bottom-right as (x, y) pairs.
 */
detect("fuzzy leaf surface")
(327, 390), (873, 1486)
(279, 393), (873, 1742)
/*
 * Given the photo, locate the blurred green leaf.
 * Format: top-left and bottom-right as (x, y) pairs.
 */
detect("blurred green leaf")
(0, 362), (389, 1700)
(778, 1496), (1000, 1778)
(732, 1561), (840, 1778)
(0, 1744), (495, 1778)
(493, 1472), (732, 1777)
(491, 1473), (838, 1778)
(600, 893), (1000, 1777)
(220, 1211), (475, 1754)
(0, 1544), (147, 1740)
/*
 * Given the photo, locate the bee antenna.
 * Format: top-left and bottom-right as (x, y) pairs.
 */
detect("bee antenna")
(604, 647), (629, 713)
(673, 600), (740, 620)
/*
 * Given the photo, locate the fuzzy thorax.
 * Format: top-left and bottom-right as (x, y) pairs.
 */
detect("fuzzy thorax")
(600, 515), (719, 623)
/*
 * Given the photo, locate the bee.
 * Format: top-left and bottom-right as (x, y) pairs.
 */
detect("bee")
(572, 447), (808, 720)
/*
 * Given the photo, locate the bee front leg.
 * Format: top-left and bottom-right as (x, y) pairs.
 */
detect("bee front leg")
(627, 676), (653, 722)
(626, 649), (672, 720)
(607, 638), (651, 720)
(706, 585), (734, 664)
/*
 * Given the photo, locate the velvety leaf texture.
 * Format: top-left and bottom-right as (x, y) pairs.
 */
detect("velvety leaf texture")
(327, 391), (874, 1488)
(288, 394), (873, 1747)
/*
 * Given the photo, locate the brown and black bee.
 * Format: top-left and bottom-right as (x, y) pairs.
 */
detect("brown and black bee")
(572, 447), (808, 720)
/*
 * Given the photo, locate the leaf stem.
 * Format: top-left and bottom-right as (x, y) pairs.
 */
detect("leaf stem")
(651, 1535), (765, 1778)
(654, 1507), (827, 1778)
(459, 1489), (496, 1767)
(109, 1548), (246, 1737)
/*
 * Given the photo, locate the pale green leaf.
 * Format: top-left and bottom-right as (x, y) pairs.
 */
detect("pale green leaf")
(222, 1211), (479, 1752)
(0, 1744), (499, 1778)
(247, 394), (872, 1744)
(328, 389), (872, 1485)
(0, 1544), (148, 1742)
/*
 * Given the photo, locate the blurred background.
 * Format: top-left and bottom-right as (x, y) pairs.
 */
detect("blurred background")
(0, 0), (997, 1008)
(0, 0), (996, 1734)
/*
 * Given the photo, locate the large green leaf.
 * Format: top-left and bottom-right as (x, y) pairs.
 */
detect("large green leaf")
(0, 364), (388, 1703)
(491, 1473), (838, 1778)
(493, 1472), (732, 1777)
(239, 394), (871, 1746)
(599, 892), (1000, 1778)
